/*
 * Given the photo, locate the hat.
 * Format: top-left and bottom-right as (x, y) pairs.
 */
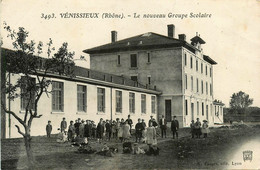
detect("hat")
(203, 120), (208, 122)
(150, 115), (153, 118)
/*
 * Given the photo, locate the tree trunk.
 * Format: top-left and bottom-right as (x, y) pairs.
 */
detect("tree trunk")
(24, 135), (35, 169)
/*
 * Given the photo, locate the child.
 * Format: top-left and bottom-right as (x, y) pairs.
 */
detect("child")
(201, 120), (210, 138)
(68, 121), (75, 141)
(46, 121), (52, 138)
(190, 120), (195, 138)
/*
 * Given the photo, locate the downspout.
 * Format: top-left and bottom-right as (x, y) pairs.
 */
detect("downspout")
(8, 72), (11, 138)
(110, 87), (112, 121)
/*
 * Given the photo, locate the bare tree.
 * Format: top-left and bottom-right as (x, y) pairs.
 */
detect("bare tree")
(1, 22), (75, 169)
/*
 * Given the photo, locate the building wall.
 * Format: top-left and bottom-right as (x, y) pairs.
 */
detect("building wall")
(182, 48), (215, 126)
(89, 46), (222, 127)
(90, 48), (183, 123)
(5, 74), (157, 138)
(90, 48), (183, 94)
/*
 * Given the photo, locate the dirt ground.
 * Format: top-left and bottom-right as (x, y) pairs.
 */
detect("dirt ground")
(1, 123), (260, 170)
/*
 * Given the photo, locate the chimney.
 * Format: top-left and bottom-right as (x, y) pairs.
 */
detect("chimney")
(167, 24), (175, 38)
(111, 31), (117, 43)
(178, 34), (186, 41)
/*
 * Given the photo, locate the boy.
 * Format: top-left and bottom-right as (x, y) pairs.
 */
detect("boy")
(46, 121), (52, 138)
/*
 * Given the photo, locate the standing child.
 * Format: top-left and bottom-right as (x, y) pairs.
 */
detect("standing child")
(68, 121), (75, 141)
(201, 120), (210, 138)
(46, 121), (52, 138)
(190, 120), (195, 138)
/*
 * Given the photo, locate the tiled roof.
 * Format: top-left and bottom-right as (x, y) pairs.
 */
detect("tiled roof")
(83, 32), (197, 54)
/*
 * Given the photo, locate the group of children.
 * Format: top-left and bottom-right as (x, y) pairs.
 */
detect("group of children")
(46, 115), (158, 144)
(190, 118), (210, 138)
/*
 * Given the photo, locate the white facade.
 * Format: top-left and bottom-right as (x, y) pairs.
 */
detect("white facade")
(5, 73), (159, 138)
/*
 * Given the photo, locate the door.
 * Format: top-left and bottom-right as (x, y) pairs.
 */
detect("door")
(191, 103), (194, 121)
(165, 100), (171, 122)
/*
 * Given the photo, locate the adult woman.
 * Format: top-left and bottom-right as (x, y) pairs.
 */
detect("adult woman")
(118, 119), (124, 142)
(122, 120), (131, 141)
(201, 120), (210, 138)
(146, 121), (157, 146)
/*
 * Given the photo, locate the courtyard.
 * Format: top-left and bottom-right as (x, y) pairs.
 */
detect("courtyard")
(1, 123), (260, 170)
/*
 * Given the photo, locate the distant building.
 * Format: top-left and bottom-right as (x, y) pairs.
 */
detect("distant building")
(84, 24), (223, 127)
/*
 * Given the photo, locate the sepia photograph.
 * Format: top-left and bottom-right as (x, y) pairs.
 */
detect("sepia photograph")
(0, 0), (260, 169)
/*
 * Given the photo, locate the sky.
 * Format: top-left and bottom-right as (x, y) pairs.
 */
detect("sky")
(1, 0), (260, 107)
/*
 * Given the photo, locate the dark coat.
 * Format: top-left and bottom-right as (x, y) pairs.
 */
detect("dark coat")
(159, 118), (167, 129)
(171, 120), (179, 131)
(74, 122), (81, 135)
(84, 124), (91, 137)
(105, 123), (112, 133)
(46, 124), (52, 133)
(97, 122), (104, 134)
(60, 120), (67, 131)
(135, 122), (144, 134)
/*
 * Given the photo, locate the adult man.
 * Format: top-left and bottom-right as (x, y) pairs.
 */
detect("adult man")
(126, 115), (133, 134)
(149, 116), (158, 127)
(135, 118), (144, 142)
(159, 115), (167, 138)
(171, 116), (179, 139)
(60, 117), (67, 132)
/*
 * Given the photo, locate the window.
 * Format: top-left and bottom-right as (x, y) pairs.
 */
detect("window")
(202, 102), (204, 116)
(147, 53), (151, 63)
(201, 63), (203, 73)
(184, 53), (187, 66)
(210, 84), (212, 96)
(116, 90), (122, 113)
(206, 82), (208, 95)
(185, 74), (188, 90)
(196, 60), (198, 71)
(20, 76), (36, 110)
(52, 81), (64, 112)
(210, 67), (212, 77)
(97, 88), (105, 112)
(190, 56), (193, 69)
(147, 76), (151, 85)
(141, 94), (146, 114)
(77, 85), (87, 112)
(131, 76), (138, 82)
(196, 78), (199, 93)
(151, 96), (156, 114)
(129, 92), (135, 113)
(117, 55), (121, 65)
(197, 101), (199, 115)
(130, 54), (137, 68)
(206, 65), (208, 76)
(185, 100), (188, 115)
(201, 80), (204, 94)
(191, 76), (193, 91)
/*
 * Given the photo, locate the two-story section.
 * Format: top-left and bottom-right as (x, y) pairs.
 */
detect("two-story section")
(84, 24), (218, 127)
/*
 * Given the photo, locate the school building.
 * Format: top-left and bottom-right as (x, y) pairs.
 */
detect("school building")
(83, 24), (224, 128)
(1, 49), (160, 138)
(1, 24), (224, 138)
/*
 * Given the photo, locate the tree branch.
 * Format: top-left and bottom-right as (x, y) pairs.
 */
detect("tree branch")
(34, 114), (42, 118)
(1, 101), (26, 127)
(15, 125), (25, 137)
